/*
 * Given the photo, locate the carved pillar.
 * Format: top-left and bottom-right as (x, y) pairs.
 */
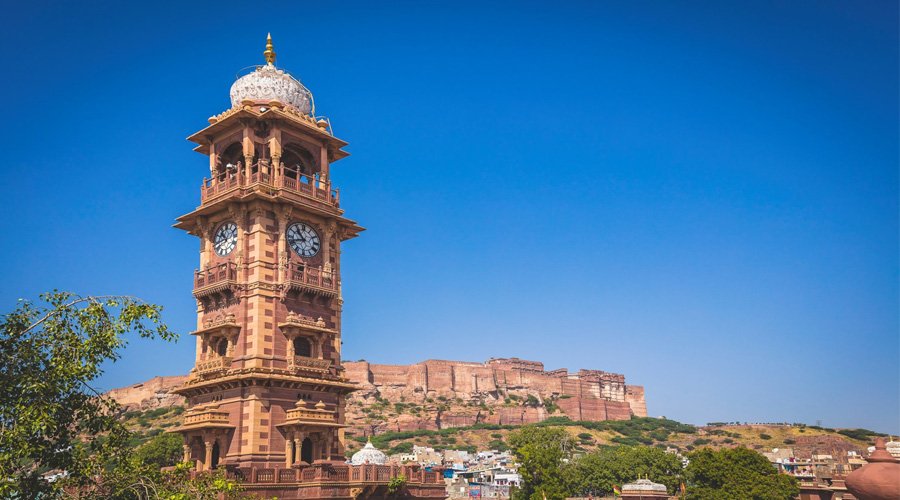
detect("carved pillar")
(204, 441), (213, 471)
(243, 132), (254, 178)
(208, 140), (218, 177)
(183, 444), (191, 463)
(322, 222), (335, 273)
(319, 142), (330, 186)
(324, 431), (334, 461)
(286, 436), (295, 467)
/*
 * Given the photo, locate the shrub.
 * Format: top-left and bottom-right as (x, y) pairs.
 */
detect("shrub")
(783, 438), (796, 445)
(760, 433), (772, 440)
(693, 438), (711, 446)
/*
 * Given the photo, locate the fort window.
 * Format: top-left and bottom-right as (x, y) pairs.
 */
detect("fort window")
(217, 142), (243, 178)
(293, 337), (312, 357)
(281, 144), (317, 182)
(300, 437), (313, 464)
(215, 337), (228, 357)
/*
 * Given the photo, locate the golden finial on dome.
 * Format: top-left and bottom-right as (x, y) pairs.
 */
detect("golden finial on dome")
(264, 33), (276, 65)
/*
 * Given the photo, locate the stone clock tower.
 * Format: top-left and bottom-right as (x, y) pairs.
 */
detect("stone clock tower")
(172, 35), (363, 471)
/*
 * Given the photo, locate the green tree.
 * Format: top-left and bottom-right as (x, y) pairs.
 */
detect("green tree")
(133, 432), (184, 469)
(508, 426), (572, 500)
(563, 446), (684, 496)
(0, 292), (174, 498)
(684, 447), (799, 500)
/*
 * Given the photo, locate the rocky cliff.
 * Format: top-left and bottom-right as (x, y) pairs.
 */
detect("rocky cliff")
(106, 358), (646, 435)
(343, 358), (646, 435)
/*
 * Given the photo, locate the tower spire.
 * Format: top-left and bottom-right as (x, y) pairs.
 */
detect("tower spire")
(264, 33), (276, 65)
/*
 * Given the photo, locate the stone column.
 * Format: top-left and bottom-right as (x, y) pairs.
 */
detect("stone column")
(294, 436), (303, 464)
(324, 431), (334, 461)
(204, 441), (213, 471)
(183, 444), (191, 463)
(285, 436), (295, 468)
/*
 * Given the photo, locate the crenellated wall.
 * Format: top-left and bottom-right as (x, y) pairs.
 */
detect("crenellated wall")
(343, 358), (647, 432)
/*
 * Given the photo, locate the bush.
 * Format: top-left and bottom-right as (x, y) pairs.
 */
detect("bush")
(389, 442), (413, 455)
(134, 432), (184, 468)
(783, 439), (796, 445)
(578, 433), (593, 440)
(760, 433), (772, 440)
(693, 438), (711, 446)
(837, 428), (885, 441)
(488, 439), (508, 451)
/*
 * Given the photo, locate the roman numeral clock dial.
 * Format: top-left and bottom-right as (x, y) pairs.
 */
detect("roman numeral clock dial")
(213, 221), (238, 256)
(287, 222), (321, 257)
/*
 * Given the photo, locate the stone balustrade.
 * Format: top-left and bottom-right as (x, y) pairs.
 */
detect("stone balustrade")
(200, 162), (340, 207)
(181, 409), (230, 427)
(221, 463), (444, 486)
(284, 264), (339, 297)
(194, 262), (237, 289)
(290, 355), (331, 372)
(284, 406), (338, 424)
(195, 356), (232, 374)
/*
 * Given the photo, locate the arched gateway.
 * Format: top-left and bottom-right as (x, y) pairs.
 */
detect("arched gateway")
(167, 35), (446, 499)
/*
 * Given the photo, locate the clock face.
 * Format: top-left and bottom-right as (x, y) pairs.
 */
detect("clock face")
(287, 222), (321, 257)
(213, 221), (238, 256)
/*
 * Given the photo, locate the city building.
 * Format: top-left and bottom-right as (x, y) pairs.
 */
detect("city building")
(169, 35), (445, 499)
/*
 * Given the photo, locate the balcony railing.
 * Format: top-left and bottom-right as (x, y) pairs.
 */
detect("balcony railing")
(284, 265), (338, 297)
(290, 355), (331, 372)
(284, 406), (338, 424)
(195, 356), (232, 375)
(182, 409), (230, 428)
(222, 463), (444, 486)
(200, 163), (340, 207)
(194, 262), (238, 289)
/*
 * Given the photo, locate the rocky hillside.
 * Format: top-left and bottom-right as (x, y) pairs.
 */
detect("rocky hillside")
(105, 370), (882, 459)
(343, 358), (646, 435)
(105, 357), (647, 436)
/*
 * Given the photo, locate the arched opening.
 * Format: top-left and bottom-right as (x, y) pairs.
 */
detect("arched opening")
(190, 437), (205, 469)
(293, 337), (311, 358)
(300, 437), (313, 464)
(214, 337), (228, 357)
(281, 144), (317, 186)
(211, 441), (220, 470)
(218, 143), (243, 179)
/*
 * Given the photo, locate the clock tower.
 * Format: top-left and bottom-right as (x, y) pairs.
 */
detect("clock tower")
(172, 35), (363, 471)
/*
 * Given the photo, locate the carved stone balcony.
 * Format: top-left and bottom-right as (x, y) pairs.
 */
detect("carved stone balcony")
(279, 312), (336, 334)
(179, 405), (233, 430)
(195, 356), (232, 376)
(290, 355), (331, 374)
(193, 262), (238, 298)
(279, 400), (342, 428)
(200, 163), (340, 208)
(283, 265), (338, 298)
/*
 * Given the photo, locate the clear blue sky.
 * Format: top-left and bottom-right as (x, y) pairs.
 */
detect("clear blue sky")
(0, 1), (896, 433)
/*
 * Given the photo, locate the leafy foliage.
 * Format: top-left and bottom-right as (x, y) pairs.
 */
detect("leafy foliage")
(133, 432), (184, 469)
(0, 292), (174, 498)
(387, 474), (407, 495)
(508, 426), (572, 500)
(836, 428), (887, 441)
(563, 445), (684, 496)
(685, 447), (799, 499)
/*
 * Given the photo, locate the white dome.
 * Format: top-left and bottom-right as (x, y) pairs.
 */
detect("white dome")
(350, 440), (387, 465)
(229, 63), (313, 115)
(622, 479), (667, 493)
